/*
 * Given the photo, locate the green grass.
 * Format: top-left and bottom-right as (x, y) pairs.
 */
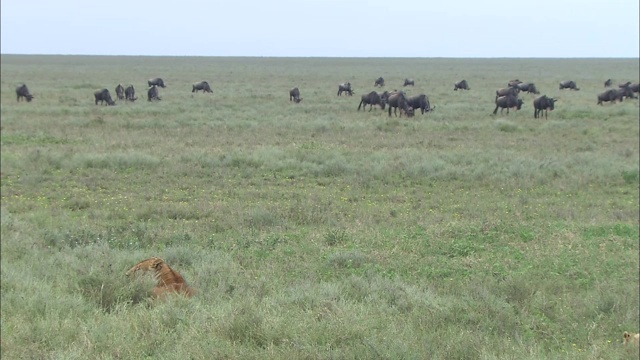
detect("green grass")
(1, 55), (639, 359)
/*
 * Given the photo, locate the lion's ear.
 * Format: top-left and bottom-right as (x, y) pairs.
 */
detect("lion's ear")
(624, 331), (630, 339)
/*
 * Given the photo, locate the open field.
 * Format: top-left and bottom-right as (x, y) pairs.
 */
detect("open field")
(1, 55), (639, 359)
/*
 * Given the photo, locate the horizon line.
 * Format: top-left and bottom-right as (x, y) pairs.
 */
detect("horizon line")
(1, 53), (639, 60)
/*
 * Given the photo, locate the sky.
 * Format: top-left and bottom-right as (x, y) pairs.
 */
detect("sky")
(2, 0), (639, 58)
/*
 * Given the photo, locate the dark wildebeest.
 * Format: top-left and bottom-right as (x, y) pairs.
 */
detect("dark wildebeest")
(337, 82), (354, 96)
(379, 91), (391, 104)
(192, 81), (212, 93)
(493, 95), (523, 115)
(406, 94), (434, 115)
(508, 79), (523, 88)
(496, 87), (518, 100)
(115, 84), (125, 100)
(148, 78), (166, 88)
(289, 87), (302, 103)
(403, 78), (415, 87)
(125, 85), (137, 102)
(94, 89), (116, 106)
(533, 95), (557, 119)
(147, 85), (161, 101)
(628, 83), (640, 94)
(604, 79), (612, 87)
(454, 80), (470, 91)
(374, 77), (385, 87)
(357, 91), (386, 111)
(387, 91), (414, 117)
(618, 81), (632, 88)
(616, 84), (637, 100)
(15, 84), (34, 102)
(597, 89), (622, 105)
(559, 80), (579, 90)
(517, 82), (539, 95)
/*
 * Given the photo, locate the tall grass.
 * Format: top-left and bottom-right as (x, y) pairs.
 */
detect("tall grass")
(1, 55), (639, 359)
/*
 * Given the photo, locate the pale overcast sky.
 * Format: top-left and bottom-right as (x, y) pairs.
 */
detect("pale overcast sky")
(1, 0), (638, 57)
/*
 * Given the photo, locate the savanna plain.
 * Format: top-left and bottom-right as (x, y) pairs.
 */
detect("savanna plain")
(1, 55), (639, 359)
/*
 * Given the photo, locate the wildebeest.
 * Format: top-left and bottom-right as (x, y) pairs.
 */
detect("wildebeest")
(403, 78), (415, 87)
(559, 80), (579, 90)
(597, 89), (622, 105)
(493, 95), (523, 115)
(289, 87), (302, 103)
(629, 83), (640, 93)
(496, 87), (518, 100)
(508, 79), (523, 88)
(125, 85), (137, 102)
(148, 78), (166, 88)
(357, 91), (386, 111)
(387, 91), (414, 117)
(337, 82), (354, 96)
(115, 84), (125, 100)
(616, 84), (637, 100)
(533, 95), (557, 119)
(15, 84), (34, 102)
(454, 80), (470, 91)
(604, 79), (612, 87)
(192, 81), (212, 93)
(94, 89), (116, 106)
(402, 107), (415, 117)
(517, 82), (539, 95)
(406, 94), (434, 115)
(374, 77), (385, 87)
(147, 85), (161, 101)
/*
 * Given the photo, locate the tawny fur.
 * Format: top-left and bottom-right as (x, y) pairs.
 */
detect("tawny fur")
(126, 257), (195, 299)
(624, 331), (639, 347)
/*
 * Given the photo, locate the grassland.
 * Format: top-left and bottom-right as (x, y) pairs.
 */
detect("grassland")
(1, 54), (639, 359)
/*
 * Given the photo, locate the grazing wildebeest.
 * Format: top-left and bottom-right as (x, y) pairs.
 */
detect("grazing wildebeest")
(454, 80), (470, 91)
(94, 89), (116, 106)
(508, 79), (523, 88)
(15, 84), (34, 102)
(597, 89), (622, 105)
(618, 81), (632, 88)
(403, 78), (415, 87)
(533, 95), (557, 119)
(604, 79), (612, 87)
(148, 78), (166, 88)
(629, 83), (640, 94)
(147, 85), (161, 101)
(517, 82), (539, 95)
(559, 80), (579, 90)
(289, 87), (302, 103)
(125, 85), (137, 101)
(387, 91), (413, 117)
(337, 82), (353, 96)
(357, 91), (386, 111)
(115, 84), (125, 100)
(402, 107), (415, 117)
(406, 94), (434, 115)
(493, 95), (523, 115)
(192, 81), (212, 93)
(496, 87), (518, 100)
(374, 77), (385, 87)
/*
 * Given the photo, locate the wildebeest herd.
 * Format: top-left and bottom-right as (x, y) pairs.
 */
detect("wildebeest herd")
(14, 74), (639, 120)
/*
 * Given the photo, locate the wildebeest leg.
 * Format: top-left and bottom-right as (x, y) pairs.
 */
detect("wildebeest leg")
(492, 105), (499, 115)
(369, 103), (373, 111)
